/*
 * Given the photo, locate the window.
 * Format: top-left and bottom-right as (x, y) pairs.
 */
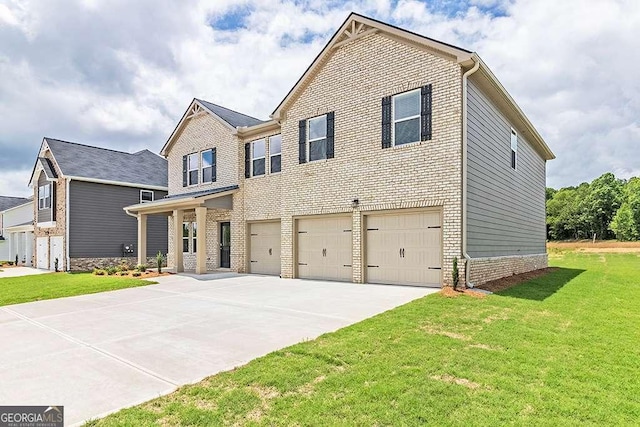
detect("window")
(251, 139), (266, 176)
(188, 153), (199, 185)
(392, 89), (421, 146)
(182, 222), (197, 253)
(140, 190), (154, 203)
(511, 129), (518, 170)
(201, 150), (214, 182)
(270, 134), (282, 173)
(38, 184), (51, 210)
(182, 222), (190, 253)
(308, 115), (327, 161)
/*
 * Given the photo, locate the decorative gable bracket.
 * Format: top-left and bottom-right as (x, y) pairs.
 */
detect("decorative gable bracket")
(333, 20), (378, 49)
(186, 103), (207, 120)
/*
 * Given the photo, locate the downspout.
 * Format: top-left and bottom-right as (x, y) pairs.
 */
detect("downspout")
(65, 178), (71, 271)
(462, 55), (480, 287)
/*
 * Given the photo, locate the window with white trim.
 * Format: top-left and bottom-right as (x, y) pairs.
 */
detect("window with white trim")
(251, 139), (266, 176)
(192, 222), (197, 253)
(182, 222), (197, 253)
(201, 149), (214, 182)
(308, 115), (327, 161)
(392, 89), (421, 146)
(140, 190), (154, 203)
(188, 153), (199, 185)
(510, 129), (518, 170)
(38, 184), (51, 210)
(182, 222), (190, 253)
(270, 134), (281, 173)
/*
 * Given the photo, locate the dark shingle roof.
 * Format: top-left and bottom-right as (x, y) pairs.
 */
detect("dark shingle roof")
(0, 196), (30, 212)
(162, 185), (239, 201)
(45, 138), (168, 188)
(196, 99), (266, 128)
(38, 157), (58, 179)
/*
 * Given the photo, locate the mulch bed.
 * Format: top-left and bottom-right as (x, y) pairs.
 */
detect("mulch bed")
(475, 267), (559, 293)
(440, 287), (487, 299)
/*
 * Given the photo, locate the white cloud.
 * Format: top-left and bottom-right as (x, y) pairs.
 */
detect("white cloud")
(0, 0), (638, 195)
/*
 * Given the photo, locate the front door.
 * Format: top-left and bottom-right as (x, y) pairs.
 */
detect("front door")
(220, 222), (231, 268)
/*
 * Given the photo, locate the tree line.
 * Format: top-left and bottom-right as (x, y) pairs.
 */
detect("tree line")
(546, 172), (640, 241)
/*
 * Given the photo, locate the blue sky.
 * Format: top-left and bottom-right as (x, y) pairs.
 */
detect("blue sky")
(0, 0), (638, 196)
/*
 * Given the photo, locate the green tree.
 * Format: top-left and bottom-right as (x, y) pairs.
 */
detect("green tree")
(583, 173), (623, 240)
(610, 177), (640, 240)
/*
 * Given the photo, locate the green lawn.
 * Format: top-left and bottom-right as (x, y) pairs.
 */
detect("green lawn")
(0, 273), (157, 306)
(90, 252), (640, 426)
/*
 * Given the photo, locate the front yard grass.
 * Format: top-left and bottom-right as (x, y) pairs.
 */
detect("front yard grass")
(0, 273), (157, 306)
(91, 252), (640, 426)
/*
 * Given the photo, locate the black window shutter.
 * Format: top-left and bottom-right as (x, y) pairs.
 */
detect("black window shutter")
(326, 112), (335, 159)
(211, 148), (217, 182)
(381, 96), (392, 148)
(298, 119), (307, 163)
(421, 84), (432, 141)
(244, 143), (250, 178)
(182, 155), (188, 187)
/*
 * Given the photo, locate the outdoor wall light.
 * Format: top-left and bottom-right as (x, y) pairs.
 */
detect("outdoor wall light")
(351, 199), (360, 208)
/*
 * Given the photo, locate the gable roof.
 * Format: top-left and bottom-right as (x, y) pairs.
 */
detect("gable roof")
(0, 196), (30, 212)
(30, 138), (168, 189)
(269, 12), (554, 161)
(38, 157), (58, 180)
(161, 98), (269, 156)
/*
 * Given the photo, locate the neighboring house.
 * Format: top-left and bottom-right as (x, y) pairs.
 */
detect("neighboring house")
(0, 196), (33, 265)
(27, 138), (169, 271)
(125, 13), (554, 287)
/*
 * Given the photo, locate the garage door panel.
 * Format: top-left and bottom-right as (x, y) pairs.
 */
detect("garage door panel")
(366, 211), (441, 287)
(249, 222), (281, 276)
(297, 217), (352, 282)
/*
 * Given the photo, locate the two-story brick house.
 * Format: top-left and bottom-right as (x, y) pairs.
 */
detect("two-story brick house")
(126, 13), (554, 287)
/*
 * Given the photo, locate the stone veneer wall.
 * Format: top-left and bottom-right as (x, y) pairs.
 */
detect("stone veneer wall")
(69, 256), (166, 272)
(468, 254), (548, 286)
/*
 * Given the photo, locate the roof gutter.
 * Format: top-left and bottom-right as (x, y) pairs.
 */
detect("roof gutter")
(462, 54), (481, 288)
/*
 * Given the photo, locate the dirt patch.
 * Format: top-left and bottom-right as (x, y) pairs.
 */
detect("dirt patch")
(468, 343), (503, 351)
(96, 271), (173, 279)
(421, 325), (471, 341)
(430, 374), (484, 390)
(548, 240), (640, 251)
(476, 267), (558, 293)
(440, 287), (487, 299)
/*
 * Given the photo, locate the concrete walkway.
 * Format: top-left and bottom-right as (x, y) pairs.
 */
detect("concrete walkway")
(0, 273), (435, 425)
(0, 266), (49, 278)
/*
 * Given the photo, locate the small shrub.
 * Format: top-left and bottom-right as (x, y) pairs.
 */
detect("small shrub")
(156, 251), (165, 274)
(119, 271), (128, 276)
(135, 264), (147, 272)
(94, 269), (106, 276)
(131, 271), (141, 277)
(452, 257), (460, 290)
(119, 262), (130, 272)
(105, 266), (118, 276)
(7, 261), (14, 266)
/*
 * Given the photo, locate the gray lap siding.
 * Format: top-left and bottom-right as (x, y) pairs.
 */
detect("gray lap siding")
(466, 79), (547, 258)
(69, 181), (167, 258)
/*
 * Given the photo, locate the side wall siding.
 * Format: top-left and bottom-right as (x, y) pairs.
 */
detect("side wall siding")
(69, 181), (168, 259)
(466, 78), (547, 258)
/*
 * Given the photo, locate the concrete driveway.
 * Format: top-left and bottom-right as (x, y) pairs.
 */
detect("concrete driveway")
(0, 266), (49, 278)
(0, 273), (435, 425)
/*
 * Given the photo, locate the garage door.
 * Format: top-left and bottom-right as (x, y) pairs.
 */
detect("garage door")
(297, 216), (352, 281)
(36, 237), (48, 269)
(249, 221), (281, 275)
(366, 210), (441, 287)
(50, 236), (64, 272)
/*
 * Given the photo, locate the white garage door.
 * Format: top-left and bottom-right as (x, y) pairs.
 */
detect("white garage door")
(36, 237), (48, 269)
(297, 216), (352, 282)
(249, 221), (281, 276)
(366, 210), (441, 287)
(50, 236), (64, 272)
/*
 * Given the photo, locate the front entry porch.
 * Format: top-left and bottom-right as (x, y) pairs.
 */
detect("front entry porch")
(124, 186), (239, 275)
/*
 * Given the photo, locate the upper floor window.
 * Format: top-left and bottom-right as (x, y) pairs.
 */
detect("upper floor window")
(38, 184), (51, 210)
(270, 134), (282, 173)
(308, 115), (327, 161)
(392, 89), (421, 146)
(510, 129), (518, 170)
(382, 85), (432, 149)
(201, 149), (216, 182)
(188, 153), (199, 186)
(251, 139), (266, 177)
(140, 190), (154, 203)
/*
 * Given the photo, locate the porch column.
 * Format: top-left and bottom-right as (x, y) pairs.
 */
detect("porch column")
(137, 214), (147, 266)
(173, 209), (184, 273)
(195, 207), (207, 274)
